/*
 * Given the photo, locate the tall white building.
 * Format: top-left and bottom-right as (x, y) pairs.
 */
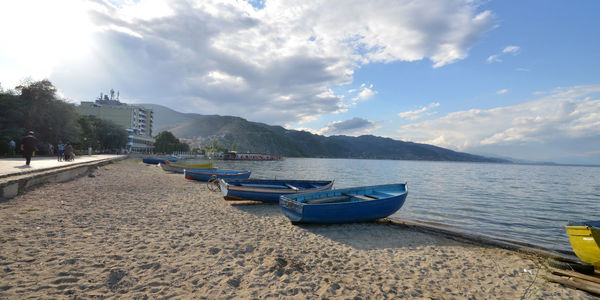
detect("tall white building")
(77, 91), (155, 152)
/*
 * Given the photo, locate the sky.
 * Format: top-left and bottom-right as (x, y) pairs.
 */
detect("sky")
(1, 0), (599, 164)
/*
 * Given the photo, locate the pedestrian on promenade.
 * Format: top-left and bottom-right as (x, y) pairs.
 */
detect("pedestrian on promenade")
(8, 139), (16, 156)
(57, 140), (64, 161)
(20, 131), (38, 166)
(64, 143), (74, 161)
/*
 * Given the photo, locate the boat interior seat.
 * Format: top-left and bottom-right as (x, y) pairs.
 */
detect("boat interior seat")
(302, 195), (350, 204)
(339, 193), (376, 201)
(240, 183), (288, 189)
(285, 184), (300, 190)
(347, 194), (376, 201)
(367, 191), (392, 198)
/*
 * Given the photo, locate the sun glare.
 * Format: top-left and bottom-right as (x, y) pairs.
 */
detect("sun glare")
(0, 0), (95, 84)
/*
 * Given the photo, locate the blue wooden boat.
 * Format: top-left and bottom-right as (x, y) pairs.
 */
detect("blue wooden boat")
(218, 179), (334, 203)
(142, 157), (177, 165)
(280, 183), (408, 224)
(184, 169), (251, 181)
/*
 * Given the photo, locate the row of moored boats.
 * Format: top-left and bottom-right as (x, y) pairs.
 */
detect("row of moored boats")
(142, 157), (408, 224)
(143, 157), (600, 277)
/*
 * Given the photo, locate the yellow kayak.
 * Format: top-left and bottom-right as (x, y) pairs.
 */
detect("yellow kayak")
(566, 221), (600, 267)
(159, 161), (216, 173)
(167, 161), (213, 168)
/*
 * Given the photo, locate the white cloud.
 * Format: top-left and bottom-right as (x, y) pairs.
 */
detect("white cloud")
(397, 85), (600, 163)
(496, 89), (509, 94)
(203, 71), (246, 87)
(0, 0), (494, 125)
(398, 102), (440, 120)
(486, 45), (520, 64)
(344, 83), (377, 107)
(317, 117), (377, 136)
(486, 54), (501, 63)
(502, 45), (520, 54)
(355, 85), (376, 101)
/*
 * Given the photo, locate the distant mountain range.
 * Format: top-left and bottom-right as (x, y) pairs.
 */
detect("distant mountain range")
(142, 104), (509, 163)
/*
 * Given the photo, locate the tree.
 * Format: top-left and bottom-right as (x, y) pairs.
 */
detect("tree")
(78, 116), (97, 149)
(0, 92), (24, 154)
(0, 79), (81, 154)
(11, 79), (82, 145)
(95, 119), (128, 151)
(204, 137), (228, 154)
(16, 79), (56, 134)
(43, 100), (81, 145)
(210, 138), (218, 153)
(16, 79), (56, 102)
(77, 116), (127, 151)
(154, 131), (189, 154)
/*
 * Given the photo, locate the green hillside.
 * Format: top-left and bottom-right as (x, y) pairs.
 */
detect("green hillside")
(142, 104), (508, 162)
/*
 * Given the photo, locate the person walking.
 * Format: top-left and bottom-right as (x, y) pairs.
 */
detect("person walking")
(57, 140), (64, 161)
(8, 139), (16, 156)
(20, 131), (38, 166)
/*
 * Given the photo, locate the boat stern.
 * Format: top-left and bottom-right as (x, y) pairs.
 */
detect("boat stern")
(279, 196), (304, 222)
(566, 224), (600, 267)
(218, 179), (229, 197)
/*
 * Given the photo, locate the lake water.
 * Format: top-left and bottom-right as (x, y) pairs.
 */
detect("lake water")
(212, 157), (600, 253)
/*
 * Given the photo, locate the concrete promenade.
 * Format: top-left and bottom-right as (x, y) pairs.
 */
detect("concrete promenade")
(0, 154), (126, 200)
(0, 154), (123, 178)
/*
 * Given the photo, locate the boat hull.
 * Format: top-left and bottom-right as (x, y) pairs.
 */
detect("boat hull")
(566, 221), (600, 267)
(160, 162), (214, 173)
(167, 162), (213, 168)
(142, 157), (177, 164)
(219, 179), (334, 203)
(280, 183), (407, 224)
(184, 169), (251, 181)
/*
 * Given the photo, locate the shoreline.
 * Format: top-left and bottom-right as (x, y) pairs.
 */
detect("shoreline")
(0, 159), (593, 298)
(388, 218), (578, 259)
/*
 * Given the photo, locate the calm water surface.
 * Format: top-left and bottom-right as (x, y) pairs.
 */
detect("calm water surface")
(212, 158), (600, 253)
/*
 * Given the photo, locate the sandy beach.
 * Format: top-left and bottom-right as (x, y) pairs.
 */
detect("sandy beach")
(0, 159), (593, 299)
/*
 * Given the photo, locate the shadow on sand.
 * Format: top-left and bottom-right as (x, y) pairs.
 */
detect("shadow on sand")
(14, 165), (32, 169)
(230, 201), (282, 218)
(230, 201), (465, 250)
(293, 220), (464, 250)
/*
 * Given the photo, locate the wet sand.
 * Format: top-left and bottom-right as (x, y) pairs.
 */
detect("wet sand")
(0, 159), (593, 299)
